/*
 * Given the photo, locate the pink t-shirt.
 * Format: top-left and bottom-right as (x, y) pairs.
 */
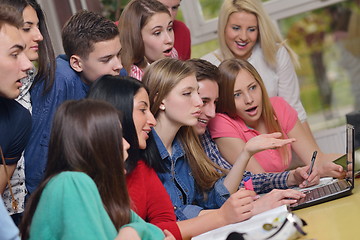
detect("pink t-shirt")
(208, 97), (298, 172)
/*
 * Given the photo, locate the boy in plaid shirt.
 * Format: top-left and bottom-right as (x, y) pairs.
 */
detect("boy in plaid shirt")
(188, 59), (318, 194)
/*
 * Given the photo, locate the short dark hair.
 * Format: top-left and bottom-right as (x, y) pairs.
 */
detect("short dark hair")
(87, 75), (147, 173)
(0, 0), (56, 94)
(62, 10), (119, 59)
(187, 58), (220, 84)
(0, 4), (23, 29)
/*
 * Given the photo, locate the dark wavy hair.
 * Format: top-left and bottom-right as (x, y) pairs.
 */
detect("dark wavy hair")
(20, 99), (131, 239)
(87, 75), (148, 173)
(0, 0), (56, 94)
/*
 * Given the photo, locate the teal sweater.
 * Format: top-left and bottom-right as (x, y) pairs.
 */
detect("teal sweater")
(29, 172), (164, 239)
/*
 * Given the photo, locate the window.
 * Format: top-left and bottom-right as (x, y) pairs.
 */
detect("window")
(185, 0), (355, 132)
(278, 0), (357, 131)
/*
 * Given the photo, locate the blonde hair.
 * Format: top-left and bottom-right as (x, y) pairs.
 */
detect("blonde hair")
(217, 58), (290, 165)
(218, 0), (299, 68)
(143, 58), (224, 191)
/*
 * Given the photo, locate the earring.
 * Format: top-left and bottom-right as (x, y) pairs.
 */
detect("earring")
(160, 105), (165, 110)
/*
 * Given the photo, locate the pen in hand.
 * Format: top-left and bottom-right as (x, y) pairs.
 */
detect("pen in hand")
(306, 151), (317, 185)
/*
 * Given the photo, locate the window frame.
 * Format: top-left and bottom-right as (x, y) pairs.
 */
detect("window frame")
(181, 0), (347, 45)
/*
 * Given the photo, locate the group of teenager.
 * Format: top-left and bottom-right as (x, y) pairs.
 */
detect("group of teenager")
(0, 0), (347, 239)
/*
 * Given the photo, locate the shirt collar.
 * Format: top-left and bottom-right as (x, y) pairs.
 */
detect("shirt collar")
(151, 128), (185, 161)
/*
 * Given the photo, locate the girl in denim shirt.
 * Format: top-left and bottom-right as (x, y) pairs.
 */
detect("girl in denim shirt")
(142, 58), (307, 228)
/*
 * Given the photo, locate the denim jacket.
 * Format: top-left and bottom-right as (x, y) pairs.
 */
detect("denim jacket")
(25, 55), (89, 194)
(152, 129), (230, 220)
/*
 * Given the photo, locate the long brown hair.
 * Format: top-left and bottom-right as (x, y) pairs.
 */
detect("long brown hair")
(118, 0), (170, 73)
(20, 99), (130, 239)
(217, 58), (289, 165)
(142, 58), (224, 192)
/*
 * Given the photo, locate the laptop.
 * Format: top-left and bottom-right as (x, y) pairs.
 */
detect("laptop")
(290, 124), (355, 210)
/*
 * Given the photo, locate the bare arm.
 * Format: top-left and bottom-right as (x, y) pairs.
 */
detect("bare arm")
(0, 164), (16, 194)
(301, 121), (318, 148)
(218, 133), (296, 193)
(288, 120), (344, 177)
(214, 137), (265, 174)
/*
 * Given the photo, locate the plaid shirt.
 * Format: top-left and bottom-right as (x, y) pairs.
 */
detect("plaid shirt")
(200, 129), (290, 194)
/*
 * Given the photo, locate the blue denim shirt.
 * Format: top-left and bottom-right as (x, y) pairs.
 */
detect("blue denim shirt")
(152, 129), (230, 221)
(25, 55), (90, 194)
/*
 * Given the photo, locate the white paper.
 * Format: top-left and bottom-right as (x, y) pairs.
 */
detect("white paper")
(192, 205), (289, 240)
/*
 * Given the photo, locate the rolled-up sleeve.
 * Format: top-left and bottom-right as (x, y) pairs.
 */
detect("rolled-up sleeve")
(240, 171), (290, 194)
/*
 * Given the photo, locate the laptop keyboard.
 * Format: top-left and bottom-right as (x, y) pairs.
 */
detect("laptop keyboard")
(297, 180), (350, 205)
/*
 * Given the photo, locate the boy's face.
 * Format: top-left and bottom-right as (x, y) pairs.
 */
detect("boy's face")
(0, 24), (32, 99)
(194, 79), (219, 135)
(157, 0), (181, 21)
(76, 35), (122, 84)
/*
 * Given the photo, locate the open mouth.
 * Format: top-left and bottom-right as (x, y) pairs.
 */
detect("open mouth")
(16, 79), (22, 87)
(245, 106), (257, 112)
(198, 118), (208, 124)
(235, 41), (248, 48)
(143, 129), (151, 135)
(163, 48), (172, 54)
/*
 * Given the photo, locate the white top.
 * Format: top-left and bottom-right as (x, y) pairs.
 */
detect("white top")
(201, 44), (307, 122)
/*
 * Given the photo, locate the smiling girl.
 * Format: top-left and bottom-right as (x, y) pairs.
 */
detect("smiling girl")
(201, 0), (317, 141)
(118, 0), (178, 80)
(87, 76), (179, 239)
(20, 99), (166, 240)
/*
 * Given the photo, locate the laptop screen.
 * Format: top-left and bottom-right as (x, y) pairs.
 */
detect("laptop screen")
(347, 124), (354, 186)
(333, 124), (354, 185)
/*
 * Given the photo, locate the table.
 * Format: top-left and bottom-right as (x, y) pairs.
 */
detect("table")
(295, 178), (360, 240)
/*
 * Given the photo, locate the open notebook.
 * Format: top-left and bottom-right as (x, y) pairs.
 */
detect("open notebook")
(290, 124), (355, 210)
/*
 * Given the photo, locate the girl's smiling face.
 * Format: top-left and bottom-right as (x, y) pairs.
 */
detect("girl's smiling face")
(224, 11), (258, 60)
(122, 137), (130, 161)
(21, 5), (43, 61)
(234, 69), (263, 128)
(132, 87), (157, 149)
(141, 12), (174, 63)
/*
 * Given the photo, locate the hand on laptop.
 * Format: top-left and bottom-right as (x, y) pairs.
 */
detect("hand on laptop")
(318, 161), (346, 179)
(251, 189), (305, 215)
(287, 165), (320, 188)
